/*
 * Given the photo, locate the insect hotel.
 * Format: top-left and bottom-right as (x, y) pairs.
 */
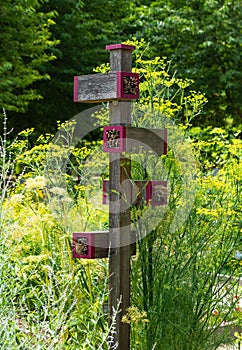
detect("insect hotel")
(73, 43), (168, 350)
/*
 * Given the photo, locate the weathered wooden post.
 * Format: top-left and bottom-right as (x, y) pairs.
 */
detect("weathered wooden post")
(106, 44), (134, 349)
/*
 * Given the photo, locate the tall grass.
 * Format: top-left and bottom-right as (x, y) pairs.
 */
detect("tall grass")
(1, 101), (241, 349)
(0, 110), (114, 349)
(130, 134), (242, 349)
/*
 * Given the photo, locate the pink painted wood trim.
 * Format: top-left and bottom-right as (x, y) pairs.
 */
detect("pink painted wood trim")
(145, 181), (151, 206)
(103, 126), (126, 153)
(73, 76), (79, 102)
(116, 72), (122, 99)
(163, 129), (168, 155)
(106, 44), (136, 51)
(72, 232), (95, 259)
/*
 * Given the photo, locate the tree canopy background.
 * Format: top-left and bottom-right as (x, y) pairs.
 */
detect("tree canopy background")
(1, 0), (241, 136)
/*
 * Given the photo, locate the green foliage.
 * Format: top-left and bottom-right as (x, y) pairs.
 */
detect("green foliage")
(0, 111), (113, 347)
(129, 117), (242, 349)
(1, 37), (242, 349)
(190, 124), (242, 171)
(9, 0), (132, 135)
(102, 42), (242, 349)
(0, 0), (59, 113)
(128, 0), (242, 126)
(94, 38), (208, 126)
(128, 38), (208, 125)
(2, 0), (241, 135)
(0, 118), (113, 348)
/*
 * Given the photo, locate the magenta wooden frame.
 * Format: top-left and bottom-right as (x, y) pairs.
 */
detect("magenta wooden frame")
(102, 180), (109, 204)
(73, 76), (79, 102)
(72, 232), (95, 259)
(116, 72), (139, 100)
(146, 181), (168, 206)
(103, 125), (126, 153)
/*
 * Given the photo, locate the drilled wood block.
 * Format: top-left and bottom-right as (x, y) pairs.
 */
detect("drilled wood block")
(103, 125), (126, 153)
(146, 181), (168, 206)
(72, 231), (136, 259)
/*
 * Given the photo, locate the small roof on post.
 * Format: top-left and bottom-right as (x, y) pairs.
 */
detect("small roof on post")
(106, 43), (136, 72)
(105, 44), (136, 51)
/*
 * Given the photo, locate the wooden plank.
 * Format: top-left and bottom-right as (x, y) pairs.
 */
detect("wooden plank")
(106, 44), (136, 51)
(74, 72), (139, 103)
(103, 179), (168, 207)
(103, 126), (167, 155)
(72, 231), (108, 258)
(74, 73), (117, 103)
(72, 231), (136, 259)
(108, 151), (131, 349)
(126, 127), (167, 155)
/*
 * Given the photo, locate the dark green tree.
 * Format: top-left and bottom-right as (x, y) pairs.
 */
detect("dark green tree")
(127, 0), (242, 126)
(0, 0), (58, 113)
(10, 0), (131, 135)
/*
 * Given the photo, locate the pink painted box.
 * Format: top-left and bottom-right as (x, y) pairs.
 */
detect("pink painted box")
(72, 232), (95, 259)
(116, 72), (139, 100)
(103, 125), (126, 153)
(146, 181), (168, 206)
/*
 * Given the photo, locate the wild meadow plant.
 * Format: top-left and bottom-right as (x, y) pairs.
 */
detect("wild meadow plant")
(1, 41), (241, 349)
(106, 41), (242, 349)
(129, 127), (242, 349)
(95, 40), (241, 349)
(0, 110), (113, 349)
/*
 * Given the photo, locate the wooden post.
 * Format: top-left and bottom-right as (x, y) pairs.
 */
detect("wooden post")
(106, 44), (134, 350)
